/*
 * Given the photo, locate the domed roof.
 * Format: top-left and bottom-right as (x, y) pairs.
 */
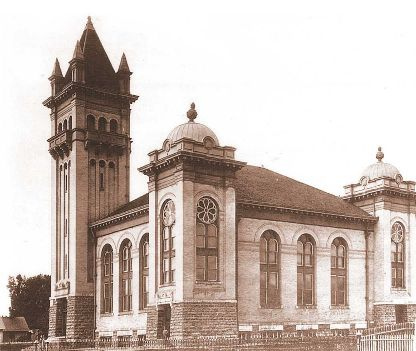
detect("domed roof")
(165, 103), (219, 146)
(361, 147), (402, 181)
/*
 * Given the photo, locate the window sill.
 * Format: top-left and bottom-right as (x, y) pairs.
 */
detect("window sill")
(159, 283), (175, 288)
(100, 312), (114, 317)
(330, 305), (349, 310)
(296, 305), (317, 309)
(195, 280), (222, 285)
(259, 305), (282, 310)
(391, 287), (407, 292)
(118, 311), (133, 316)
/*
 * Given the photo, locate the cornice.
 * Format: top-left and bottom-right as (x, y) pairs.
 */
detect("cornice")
(139, 150), (246, 176)
(43, 82), (138, 109)
(343, 187), (416, 202)
(89, 204), (149, 231)
(236, 201), (378, 225)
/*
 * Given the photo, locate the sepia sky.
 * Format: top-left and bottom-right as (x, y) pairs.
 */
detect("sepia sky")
(1, 0), (416, 316)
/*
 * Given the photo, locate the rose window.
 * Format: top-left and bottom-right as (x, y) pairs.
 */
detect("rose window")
(391, 222), (404, 243)
(196, 197), (217, 224)
(162, 200), (176, 226)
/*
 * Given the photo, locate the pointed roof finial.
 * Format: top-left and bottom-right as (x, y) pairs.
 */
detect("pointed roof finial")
(187, 102), (198, 122)
(72, 40), (84, 60)
(50, 58), (63, 78)
(376, 146), (384, 162)
(85, 16), (95, 31)
(118, 53), (131, 73)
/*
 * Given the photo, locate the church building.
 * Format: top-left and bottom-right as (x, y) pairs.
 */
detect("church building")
(43, 18), (416, 340)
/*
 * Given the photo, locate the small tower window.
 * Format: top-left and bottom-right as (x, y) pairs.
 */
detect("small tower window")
(58, 123), (63, 133)
(99, 160), (105, 191)
(63, 120), (67, 131)
(68, 116), (72, 130)
(87, 115), (95, 131)
(110, 119), (118, 133)
(98, 117), (107, 132)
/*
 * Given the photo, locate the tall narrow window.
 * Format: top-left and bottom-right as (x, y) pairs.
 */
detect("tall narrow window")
(98, 117), (107, 132)
(119, 240), (132, 312)
(87, 115), (95, 131)
(101, 245), (113, 314)
(161, 200), (175, 285)
(58, 123), (63, 133)
(68, 116), (72, 130)
(297, 234), (315, 306)
(391, 222), (405, 288)
(110, 119), (118, 133)
(99, 160), (105, 191)
(140, 234), (149, 309)
(260, 230), (280, 308)
(196, 197), (219, 282)
(331, 238), (347, 306)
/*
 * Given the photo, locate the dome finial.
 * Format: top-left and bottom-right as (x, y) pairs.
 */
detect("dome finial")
(376, 146), (384, 162)
(187, 102), (197, 122)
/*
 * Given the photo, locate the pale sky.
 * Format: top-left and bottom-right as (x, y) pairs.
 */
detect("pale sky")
(1, 0), (416, 316)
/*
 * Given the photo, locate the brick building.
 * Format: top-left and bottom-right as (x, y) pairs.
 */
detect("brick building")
(44, 18), (416, 341)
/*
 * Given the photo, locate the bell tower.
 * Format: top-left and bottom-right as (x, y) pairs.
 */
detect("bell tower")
(43, 17), (138, 339)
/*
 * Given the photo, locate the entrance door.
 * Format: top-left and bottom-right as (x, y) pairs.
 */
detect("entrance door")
(156, 304), (171, 339)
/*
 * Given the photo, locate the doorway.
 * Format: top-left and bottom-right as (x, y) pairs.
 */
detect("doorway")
(156, 304), (171, 339)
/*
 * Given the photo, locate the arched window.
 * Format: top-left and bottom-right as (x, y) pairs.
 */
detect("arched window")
(196, 197), (219, 282)
(98, 117), (107, 132)
(260, 230), (280, 308)
(119, 239), (132, 312)
(161, 200), (175, 284)
(87, 115), (95, 131)
(140, 234), (149, 309)
(331, 238), (347, 306)
(68, 116), (72, 130)
(63, 120), (67, 131)
(101, 245), (113, 314)
(58, 123), (63, 133)
(297, 234), (315, 306)
(110, 119), (118, 133)
(391, 222), (405, 288)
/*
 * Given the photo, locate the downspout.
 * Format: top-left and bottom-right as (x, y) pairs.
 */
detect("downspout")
(90, 227), (97, 339)
(235, 211), (240, 334)
(364, 228), (370, 324)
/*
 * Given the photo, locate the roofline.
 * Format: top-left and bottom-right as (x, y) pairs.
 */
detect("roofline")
(236, 200), (378, 224)
(90, 204), (149, 230)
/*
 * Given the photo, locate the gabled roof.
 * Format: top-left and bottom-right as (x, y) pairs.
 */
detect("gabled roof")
(110, 193), (149, 216)
(234, 165), (373, 219)
(64, 17), (119, 93)
(99, 164), (373, 229)
(0, 317), (29, 332)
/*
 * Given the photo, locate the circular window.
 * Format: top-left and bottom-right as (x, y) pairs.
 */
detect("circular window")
(196, 197), (218, 224)
(162, 200), (175, 226)
(391, 222), (404, 243)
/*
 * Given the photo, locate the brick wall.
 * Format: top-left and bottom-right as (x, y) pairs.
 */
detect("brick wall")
(373, 304), (396, 325)
(66, 296), (94, 339)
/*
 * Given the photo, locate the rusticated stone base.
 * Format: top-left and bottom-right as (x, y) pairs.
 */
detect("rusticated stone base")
(146, 301), (238, 339)
(48, 296), (94, 340)
(66, 296), (94, 339)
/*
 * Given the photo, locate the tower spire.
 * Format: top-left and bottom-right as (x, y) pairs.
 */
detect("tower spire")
(72, 40), (84, 60)
(50, 58), (63, 78)
(118, 53), (131, 73)
(85, 16), (95, 31)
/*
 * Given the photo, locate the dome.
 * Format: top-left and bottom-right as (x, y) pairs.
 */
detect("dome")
(167, 122), (219, 146)
(165, 103), (219, 146)
(360, 147), (402, 182)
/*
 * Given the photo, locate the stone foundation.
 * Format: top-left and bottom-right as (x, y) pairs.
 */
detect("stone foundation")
(48, 296), (94, 340)
(146, 301), (238, 339)
(373, 304), (416, 325)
